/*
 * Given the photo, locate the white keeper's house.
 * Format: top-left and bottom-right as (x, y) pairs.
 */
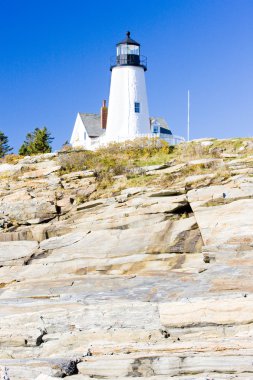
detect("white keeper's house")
(70, 32), (184, 149)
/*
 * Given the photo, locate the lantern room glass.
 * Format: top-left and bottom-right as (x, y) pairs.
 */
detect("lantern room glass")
(117, 44), (140, 56)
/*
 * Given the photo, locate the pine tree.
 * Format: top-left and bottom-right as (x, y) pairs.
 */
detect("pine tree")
(0, 131), (12, 158)
(19, 127), (54, 156)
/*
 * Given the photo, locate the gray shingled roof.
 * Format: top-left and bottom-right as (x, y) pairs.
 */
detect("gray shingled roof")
(79, 113), (105, 138)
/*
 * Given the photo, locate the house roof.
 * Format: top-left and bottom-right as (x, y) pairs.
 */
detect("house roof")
(150, 117), (171, 131)
(79, 113), (105, 138)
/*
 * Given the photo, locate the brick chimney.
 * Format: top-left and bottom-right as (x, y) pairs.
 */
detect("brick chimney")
(101, 100), (108, 129)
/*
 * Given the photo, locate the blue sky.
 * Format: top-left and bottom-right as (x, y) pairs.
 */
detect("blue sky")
(0, 0), (252, 152)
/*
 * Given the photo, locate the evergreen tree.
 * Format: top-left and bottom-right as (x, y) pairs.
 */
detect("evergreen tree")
(0, 131), (12, 158)
(19, 127), (54, 156)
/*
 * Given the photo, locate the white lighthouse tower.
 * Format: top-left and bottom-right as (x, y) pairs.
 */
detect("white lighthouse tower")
(106, 32), (150, 142)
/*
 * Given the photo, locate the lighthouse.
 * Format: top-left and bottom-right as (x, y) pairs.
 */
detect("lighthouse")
(106, 32), (150, 142)
(70, 32), (185, 149)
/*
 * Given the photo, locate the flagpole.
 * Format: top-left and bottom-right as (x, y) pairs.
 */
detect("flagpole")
(187, 90), (190, 142)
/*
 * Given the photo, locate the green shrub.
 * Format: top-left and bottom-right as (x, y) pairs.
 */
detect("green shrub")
(19, 127), (54, 155)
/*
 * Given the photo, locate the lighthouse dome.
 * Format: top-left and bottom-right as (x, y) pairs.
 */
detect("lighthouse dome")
(116, 31), (140, 47)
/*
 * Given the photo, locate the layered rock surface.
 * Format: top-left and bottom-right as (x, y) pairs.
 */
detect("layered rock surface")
(1, 140), (253, 379)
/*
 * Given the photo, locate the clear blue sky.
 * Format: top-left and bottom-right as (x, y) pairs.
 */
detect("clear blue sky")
(0, 0), (252, 152)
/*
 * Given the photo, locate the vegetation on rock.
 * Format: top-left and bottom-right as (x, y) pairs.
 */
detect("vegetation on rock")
(59, 137), (171, 172)
(1, 137), (253, 378)
(56, 137), (253, 194)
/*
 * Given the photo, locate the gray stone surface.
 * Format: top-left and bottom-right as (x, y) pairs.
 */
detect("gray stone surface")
(0, 143), (253, 379)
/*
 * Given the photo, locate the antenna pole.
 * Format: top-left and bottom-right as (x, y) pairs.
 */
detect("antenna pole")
(187, 90), (190, 142)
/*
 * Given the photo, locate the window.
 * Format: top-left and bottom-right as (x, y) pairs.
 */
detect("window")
(152, 120), (160, 134)
(134, 102), (140, 113)
(84, 131), (86, 140)
(117, 44), (140, 56)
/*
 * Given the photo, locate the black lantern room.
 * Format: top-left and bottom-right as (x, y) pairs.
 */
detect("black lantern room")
(110, 32), (147, 71)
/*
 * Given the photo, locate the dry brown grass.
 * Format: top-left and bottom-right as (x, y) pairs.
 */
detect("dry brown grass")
(0, 154), (23, 164)
(175, 138), (253, 162)
(58, 138), (173, 189)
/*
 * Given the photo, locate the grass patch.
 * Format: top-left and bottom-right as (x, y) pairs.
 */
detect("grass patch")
(0, 154), (23, 164)
(58, 138), (173, 189)
(174, 138), (253, 162)
(125, 173), (158, 188)
(8, 136), (249, 195)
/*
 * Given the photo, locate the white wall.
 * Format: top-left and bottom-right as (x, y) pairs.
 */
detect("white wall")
(106, 66), (150, 141)
(70, 113), (92, 149)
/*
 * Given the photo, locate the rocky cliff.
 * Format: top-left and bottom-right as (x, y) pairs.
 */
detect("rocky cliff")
(1, 138), (253, 379)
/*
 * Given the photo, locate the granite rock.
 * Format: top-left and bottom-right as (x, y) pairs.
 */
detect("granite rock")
(0, 143), (253, 379)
